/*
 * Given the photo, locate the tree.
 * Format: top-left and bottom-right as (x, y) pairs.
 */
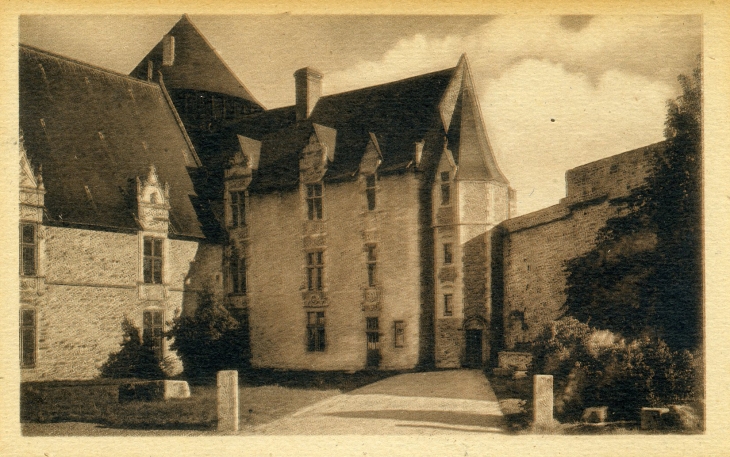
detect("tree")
(564, 61), (702, 350)
(100, 317), (164, 379)
(167, 290), (249, 379)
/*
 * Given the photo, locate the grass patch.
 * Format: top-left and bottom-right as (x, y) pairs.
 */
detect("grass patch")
(21, 369), (399, 432)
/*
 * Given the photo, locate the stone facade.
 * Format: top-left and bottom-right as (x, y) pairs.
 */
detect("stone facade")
(20, 156), (222, 381)
(235, 172), (425, 371)
(496, 143), (664, 350)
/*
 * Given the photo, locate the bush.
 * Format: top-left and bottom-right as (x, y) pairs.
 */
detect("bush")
(530, 317), (699, 423)
(167, 290), (249, 379)
(100, 318), (164, 379)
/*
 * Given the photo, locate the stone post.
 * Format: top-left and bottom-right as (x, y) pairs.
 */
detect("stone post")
(217, 370), (239, 432)
(533, 374), (554, 427)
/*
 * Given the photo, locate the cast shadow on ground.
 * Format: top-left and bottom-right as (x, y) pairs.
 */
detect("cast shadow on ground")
(323, 409), (505, 433)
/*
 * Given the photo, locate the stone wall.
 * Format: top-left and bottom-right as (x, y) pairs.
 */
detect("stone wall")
(246, 173), (424, 371)
(497, 143), (663, 349)
(21, 226), (221, 381)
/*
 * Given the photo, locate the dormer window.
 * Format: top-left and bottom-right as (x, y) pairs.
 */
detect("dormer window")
(440, 171), (451, 206)
(306, 183), (323, 220)
(366, 175), (376, 211)
(20, 223), (37, 277)
(143, 237), (163, 284)
(230, 191), (246, 227)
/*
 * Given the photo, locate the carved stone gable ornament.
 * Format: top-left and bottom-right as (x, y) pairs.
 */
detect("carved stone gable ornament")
(137, 164), (170, 233)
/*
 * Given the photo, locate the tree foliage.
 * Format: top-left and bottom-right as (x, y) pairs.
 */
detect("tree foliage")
(167, 291), (249, 379)
(100, 317), (164, 379)
(564, 62), (702, 350)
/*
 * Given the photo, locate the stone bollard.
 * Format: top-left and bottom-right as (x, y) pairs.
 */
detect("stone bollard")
(533, 375), (554, 427)
(641, 407), (669, 430)
(217, 370), (239, 432)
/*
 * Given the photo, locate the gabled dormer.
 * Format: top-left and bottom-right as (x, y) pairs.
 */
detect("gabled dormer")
(137, 165), (170, 234)
(299, 124), (337, 184)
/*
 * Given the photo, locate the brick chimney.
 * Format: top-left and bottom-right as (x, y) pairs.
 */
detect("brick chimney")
(294, 67), (323, 121)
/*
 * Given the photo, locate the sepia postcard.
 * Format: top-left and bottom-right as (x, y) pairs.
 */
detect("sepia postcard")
(2, 1), (729, 456)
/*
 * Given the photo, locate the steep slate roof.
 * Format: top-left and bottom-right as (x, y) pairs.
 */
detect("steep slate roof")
(20, 45), (204, 238)
(206, 56), (508, 194)
(130, 14), (261, 105)
(221, 68), (458, 193)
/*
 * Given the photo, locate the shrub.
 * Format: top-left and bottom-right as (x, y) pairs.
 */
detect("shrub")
(530, 317), (700, 423)
(167, 290), (249, 379)
(100, 318), (163, 379)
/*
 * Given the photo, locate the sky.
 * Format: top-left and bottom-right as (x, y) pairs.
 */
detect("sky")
(19, 14), (701, 216)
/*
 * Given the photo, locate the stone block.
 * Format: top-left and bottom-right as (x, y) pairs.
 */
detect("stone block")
(118, 380), (191, 402)
(581, 406), (608, 423)
(498, 351), (533, 371)
(533, 375), (553, 426)
(641, 407), (669, 430)
(163, 380), (190, 399)
(513, 370), (527, 380)
(492, 367), (513, 377)
(217, 370), (239, 432)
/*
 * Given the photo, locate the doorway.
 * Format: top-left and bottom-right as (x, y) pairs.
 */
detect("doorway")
(366, 317), (380, 368)
(464, 329), (483, 368)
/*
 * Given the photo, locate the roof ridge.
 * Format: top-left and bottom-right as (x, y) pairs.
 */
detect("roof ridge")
(20, 44), (161, 88)
(319, 66), (457, 100)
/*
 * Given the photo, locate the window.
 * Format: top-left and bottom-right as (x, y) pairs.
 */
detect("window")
(443, 243), (453, 265)
(230, 191), (246, 227)
(444, 294), (453, 316)
(143, 237), (163, 284)
(20, 224), (37, 276)
(143, 310), (164, 360)
(306, 183), (323, 220)
(307, 311), (326, 352)
(366, 317), (379, 350)
(366, 175), (376, 211)
(230, 246), (247, 295)
(394, 321), (405, 348)
(440, 171), (451, 205)
(20, 309), (36, 368)
(366, 244), (377, 287)
(307, 251), (324, 291)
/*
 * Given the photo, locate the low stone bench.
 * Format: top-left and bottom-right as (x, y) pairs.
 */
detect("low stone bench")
(640, 407), (669, 430)
(498, 351), (533, 371)
(118, 380), (191, 402)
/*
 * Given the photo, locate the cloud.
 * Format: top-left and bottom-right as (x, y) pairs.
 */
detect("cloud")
(481, 60), (672, 214)
(324, 15), (699, 214)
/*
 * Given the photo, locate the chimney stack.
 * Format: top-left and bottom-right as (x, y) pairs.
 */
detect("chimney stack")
(294, 67), (323, 121)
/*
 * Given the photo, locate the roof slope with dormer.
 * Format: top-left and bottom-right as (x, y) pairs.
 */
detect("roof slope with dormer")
(206, 56), (508, 194)
(20, 45), (204, 238)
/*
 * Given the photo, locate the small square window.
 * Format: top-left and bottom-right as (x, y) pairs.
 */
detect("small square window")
(20, 308), (36, 368)
(20, 224), (37, 277)
(306, 183), (323, 220)
(307, 250), (324, 291)
(394, 321), (405, 348)
(444, 294), (453, 316)
(366, 244), (377, 287)
(307, 311), (326, 352)
(443, 243), (453, 265)
(143, 237), (163, 284)
(230, 191), (246, 227)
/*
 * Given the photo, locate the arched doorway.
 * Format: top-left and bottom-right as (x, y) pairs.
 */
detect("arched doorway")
(463, 316), (488, 368)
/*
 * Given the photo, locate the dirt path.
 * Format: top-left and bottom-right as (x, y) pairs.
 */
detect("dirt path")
(252, 369), (505, 435)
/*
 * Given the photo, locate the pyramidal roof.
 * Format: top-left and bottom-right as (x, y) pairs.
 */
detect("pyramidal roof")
(131, 14), (261, 105)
